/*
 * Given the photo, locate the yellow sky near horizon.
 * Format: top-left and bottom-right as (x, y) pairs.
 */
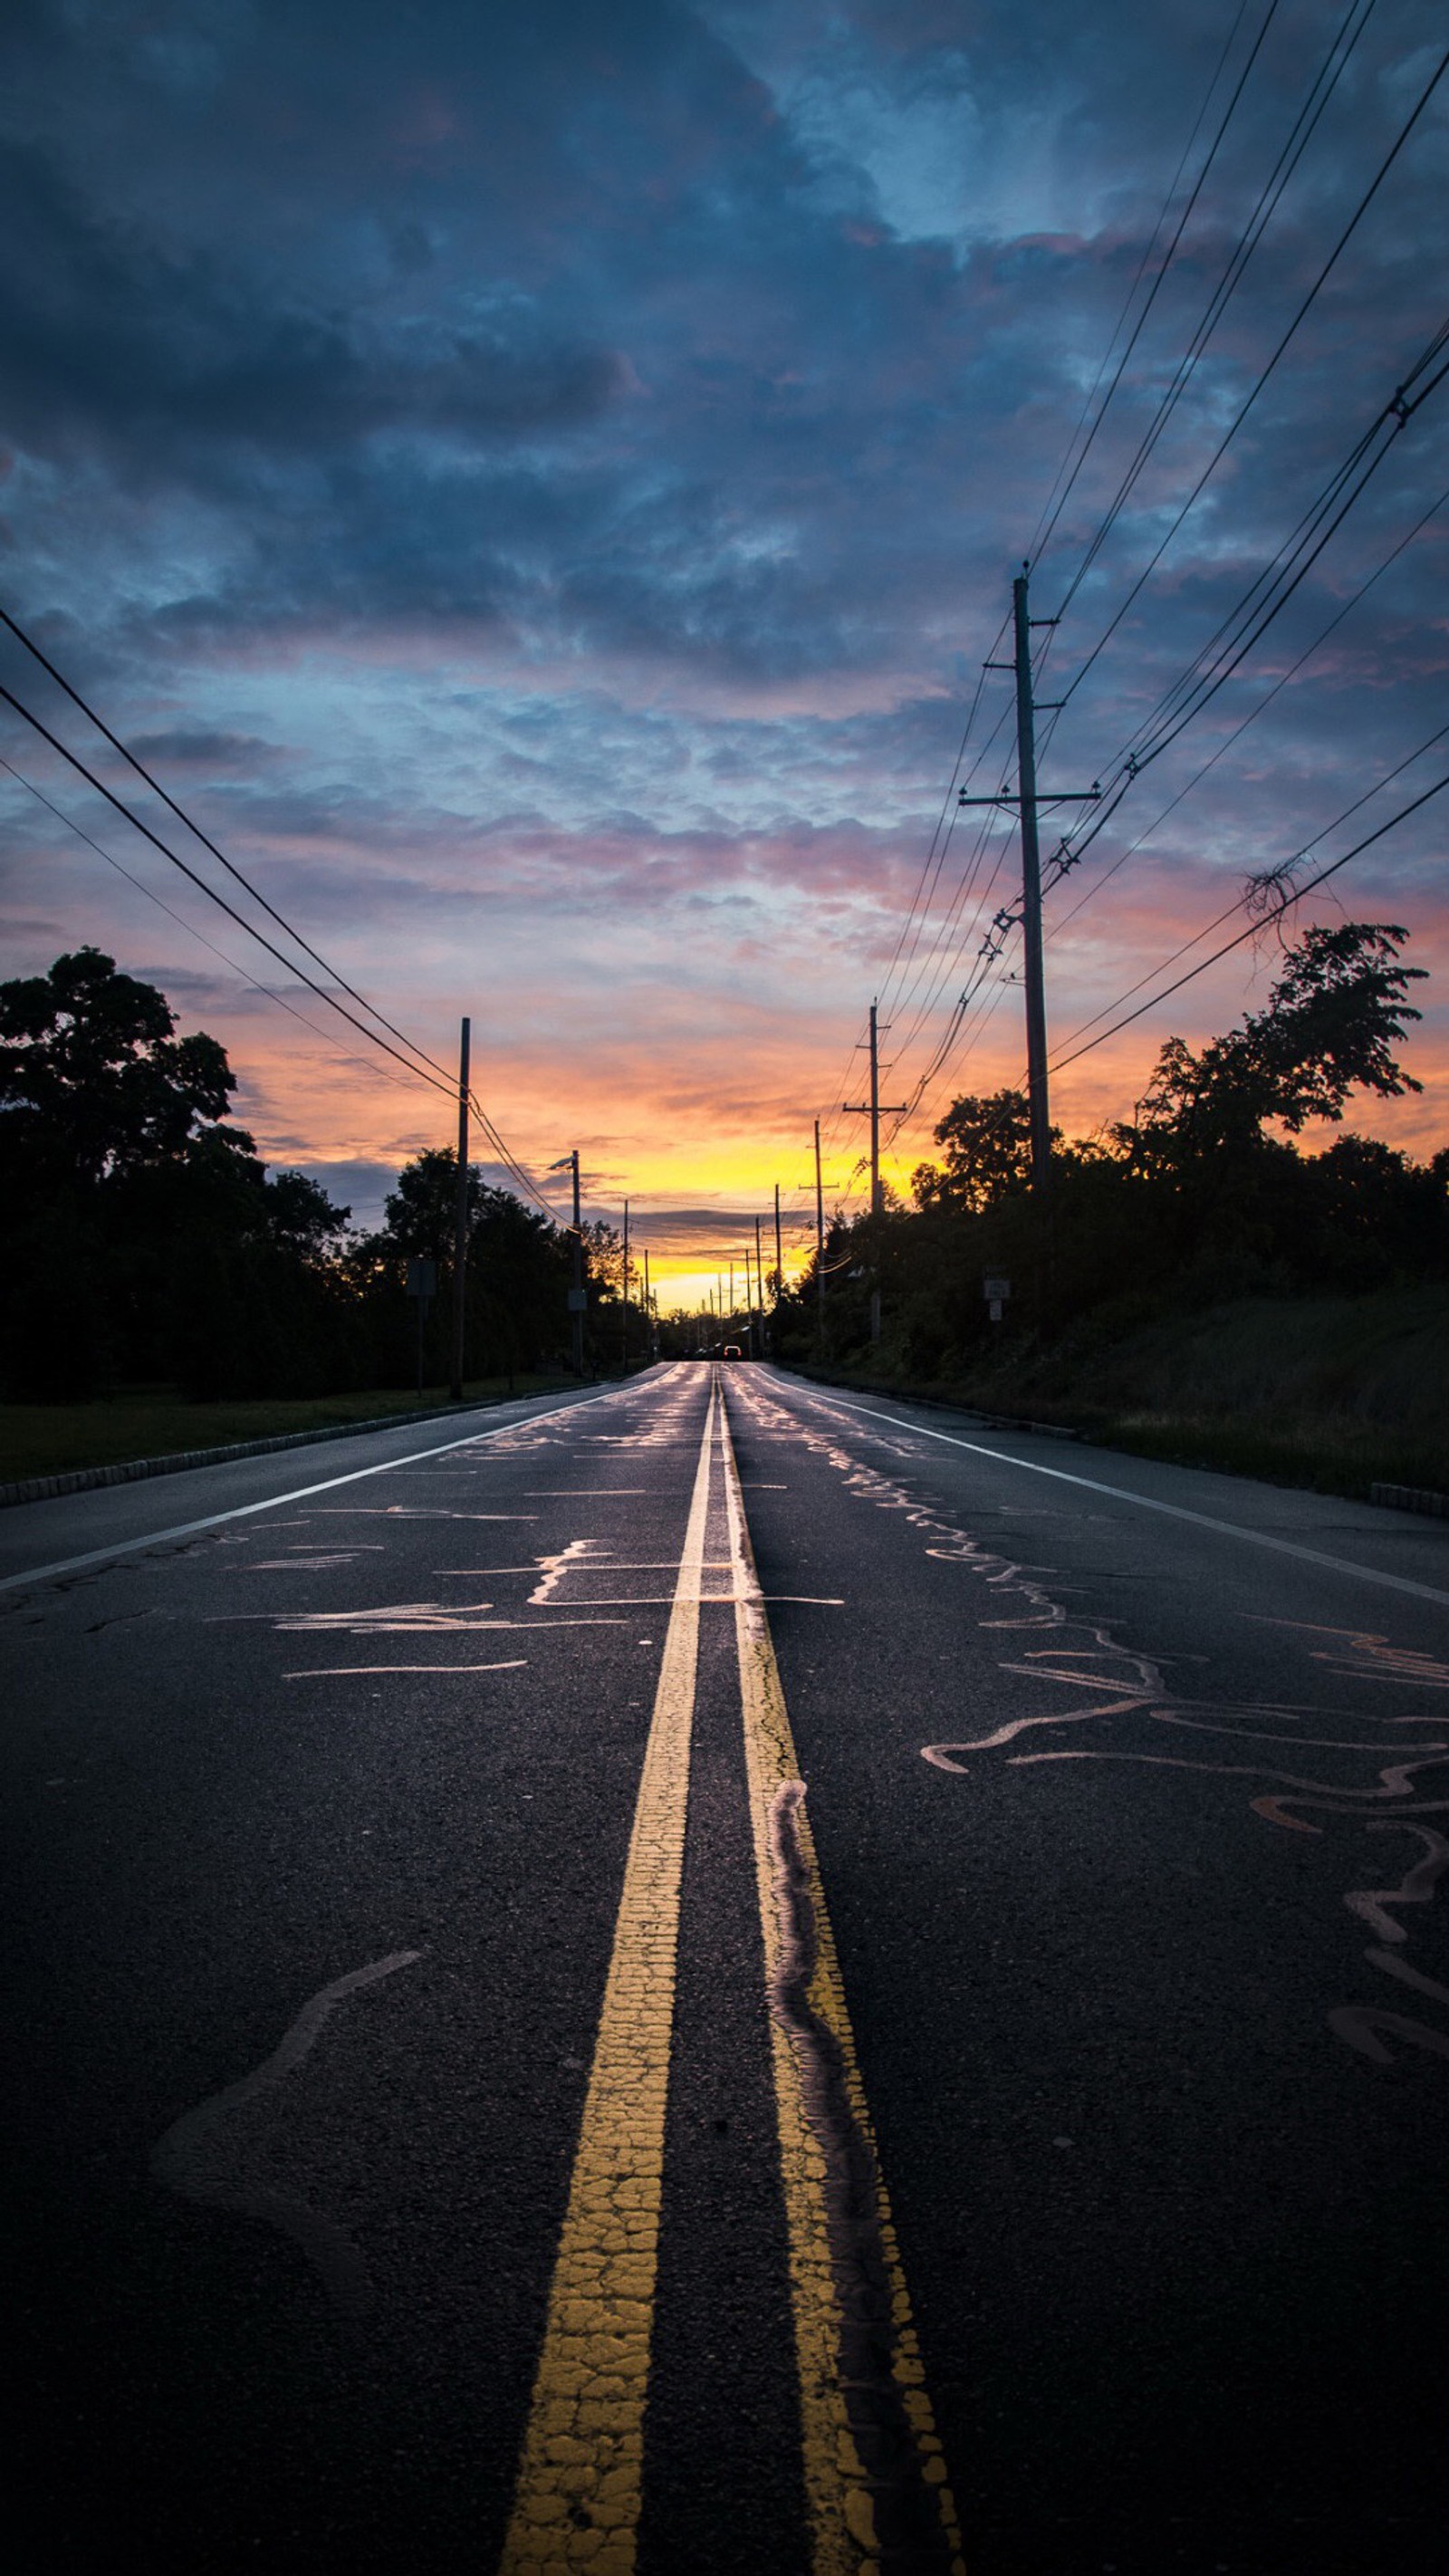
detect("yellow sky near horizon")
(219, 956), (1449, 1314)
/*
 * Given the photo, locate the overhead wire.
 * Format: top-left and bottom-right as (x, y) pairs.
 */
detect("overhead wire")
(1021, 311), (1449, 948)
(851, 6), (1274, 1159)
(874, 619), (1007, 1006)
(0, 678), (468, 1106)
(879, 700), (1016, 1033)
(1049, 734), (1449, 1074)
(860, 12), (1444, 1180)
(1050, 0), (1378, 617)
(0, 601), (463, 1096)
(1044, 474), (1449, 944)
(1, 675), (560, 1228)
(886, 401), (1448, 1151)
(0, 752), (421, 1097)
(1049, 37), (1449, 714)
(1030, 0), (1280, 576)
(868, 0), (1311, 1136)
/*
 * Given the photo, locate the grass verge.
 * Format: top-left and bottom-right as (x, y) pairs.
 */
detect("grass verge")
(0, 1372), (579, 1483)
(793, 1284), (1449, 1503)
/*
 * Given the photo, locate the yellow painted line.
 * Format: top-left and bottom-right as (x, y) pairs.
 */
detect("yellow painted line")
(718, 1388), (967, 2576)
(499, 1383), (717, 2574)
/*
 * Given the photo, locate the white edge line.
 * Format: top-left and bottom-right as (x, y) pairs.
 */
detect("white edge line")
(799, 1388), (1449, 1611)
(0, 1383), (636, 1596)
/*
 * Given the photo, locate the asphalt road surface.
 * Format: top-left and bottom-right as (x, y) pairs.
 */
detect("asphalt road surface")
(7, 1361), (1449, 2576)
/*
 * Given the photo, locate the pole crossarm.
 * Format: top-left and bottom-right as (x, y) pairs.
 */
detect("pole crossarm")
(958, 788), (1100, 805)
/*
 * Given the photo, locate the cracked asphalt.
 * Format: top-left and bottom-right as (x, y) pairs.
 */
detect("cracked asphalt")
(5, 1361), (1448, 2575)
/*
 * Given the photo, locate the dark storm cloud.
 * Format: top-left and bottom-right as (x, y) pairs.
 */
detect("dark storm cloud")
(128, 726), (282, 767)
(5, 0), (1444, 697)
(0, 141), (623, 475)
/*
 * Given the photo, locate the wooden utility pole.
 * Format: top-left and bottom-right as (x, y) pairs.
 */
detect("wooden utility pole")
(773, 1184), (782, 1311)
(961, 569), (1099, 1199)
(1012, 572), (1051, 1191)
(642, 1248), (651, 1358)
(814, 1117), (825, 1343)
(621, 1197), (629, 1374)
(571, 1150), (584, 1374)
(843, 1000), (906, 1345)
(449, 1015), (470, 1399)
(754, 1213), (764, 1354)
(844, 1003), (907, 1219)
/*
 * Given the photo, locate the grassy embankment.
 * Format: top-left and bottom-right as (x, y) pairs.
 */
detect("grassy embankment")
(800, 1283), (1449, 1499)
(0, 1371), (580, 1484)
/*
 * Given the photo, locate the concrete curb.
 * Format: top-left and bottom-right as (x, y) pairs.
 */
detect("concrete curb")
(0, 1387), (561, 1512)
(1370, 1481), (1449, 1520)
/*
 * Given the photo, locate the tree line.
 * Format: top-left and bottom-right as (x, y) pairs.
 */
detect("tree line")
(763, 921), (1447, 1379)
(4, 925), (1443, 1405)
(0, 947), (642, 1401)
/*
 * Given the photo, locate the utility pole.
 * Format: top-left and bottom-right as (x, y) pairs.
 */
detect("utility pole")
(754, 1213), (764, 1355)
(773, 1183), (782, 1311)
(621, 1197), (629, 1375)
(844, 1003), (907, 1219)
(1012, 572), (1051, 1190)
(843, 1000), (907, 1345)
(960, 568), (1099, 1198)
(814, 1117), (825, 1345)
(642, 1248), (651, 1359)
(449, 1015), (470, 1400)
(571, 1151), (584, 1374)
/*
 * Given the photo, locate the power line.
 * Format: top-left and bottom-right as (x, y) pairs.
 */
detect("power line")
(1051, 0), (1377, 618)
(0, 678), (470, 1105)
(1051, 37), (1449, 711)
(0, 601), (460, 1096)
(886, 701), (1448, 1158)
(1, 736), (567, 1234)
(875, 619), (1008, 1008)
(0, 668), (561, 1227)
(0, 750), (425, 1096)
(1032, 0), (1285, 579)
(1123, 335), (1449, 777)
(1044, 475), (1449, 943)
(845, 0), (1275, 1158)
(1017, 307), (1449, 948)
(1053, 724), (1444, 1064)
(876, 716), (1019, 1065)
(1049, 759), (1449, 1077)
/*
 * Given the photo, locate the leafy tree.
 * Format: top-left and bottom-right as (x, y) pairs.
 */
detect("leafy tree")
(380, 1147), (485, 1260)
(1123, 924), (1424, 1169)
(0, 947), (237, 1187)
(0, 948), (357, 1399)
(362, 1149), (572, 1382)
(581, 1218), (623, 1296)
(265, 1170), (352, 1260)
(912, 1089), (1053, 1213)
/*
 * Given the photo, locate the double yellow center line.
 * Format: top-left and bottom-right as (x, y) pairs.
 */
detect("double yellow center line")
(501, 1378), (964, 2574)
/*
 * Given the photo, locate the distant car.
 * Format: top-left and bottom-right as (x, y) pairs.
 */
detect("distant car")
(723, 1343), (742, 1360)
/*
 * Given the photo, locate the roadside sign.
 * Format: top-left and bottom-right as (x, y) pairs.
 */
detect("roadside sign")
(567, 1287), (588, 1313)
(406, 1257), (437, 1299)
(983, 1276), (1011, 1301)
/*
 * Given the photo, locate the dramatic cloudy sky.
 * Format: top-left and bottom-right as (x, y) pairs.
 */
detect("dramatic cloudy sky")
(2, 0), (1445, 1295)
